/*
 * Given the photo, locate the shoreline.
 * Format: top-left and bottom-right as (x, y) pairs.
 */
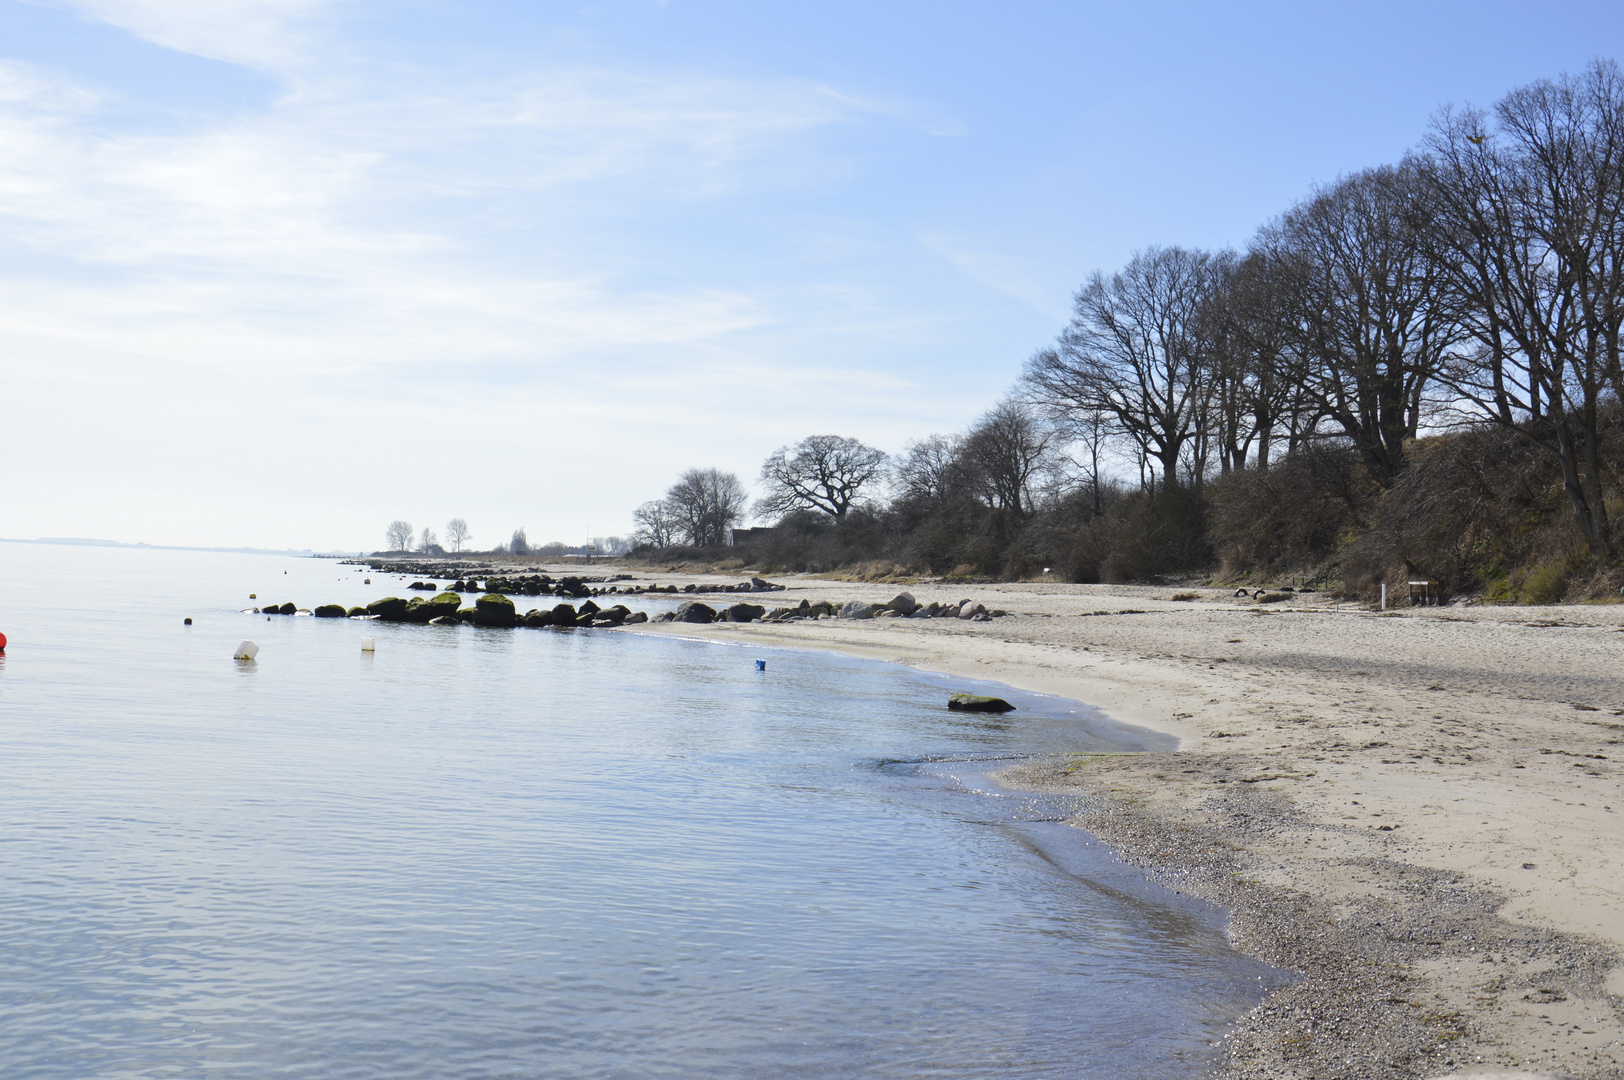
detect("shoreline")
(617, 575), (1624, 1079)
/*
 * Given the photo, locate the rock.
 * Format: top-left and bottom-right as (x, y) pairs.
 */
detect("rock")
(550, 603), (578, 626)
(406, 592), (462, 623)
(938, 604), (960, 618)
(474, 593), (517, 628)
(557, 576), (591, 598)
(674, 601), (717, 623)
(523, 609), (555, 628)
(948, 693), (1016, 713)
(407, 581), (436, 591)
(577, 599), (601, 618)
(346, 606), (369, 618)
(428, 615), (459, 626)
(724, 603), (766, 622)
(623, 611), (648, 624)
(367, 596), (409, 621)
(957, 601), (986, 619)
(841, 600), (877, 620)
(886, 591), (918, 615)
(971, 612), (991, 621)
(989, 609), (1007, 617)
(313, 604), (347, 618)
(592, 605), (630, 627)
(750, 576), (784, 591)
(455, 607), (479, 623)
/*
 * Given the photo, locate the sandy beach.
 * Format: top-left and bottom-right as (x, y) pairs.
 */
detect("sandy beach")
(618, 573), (1624, 1079)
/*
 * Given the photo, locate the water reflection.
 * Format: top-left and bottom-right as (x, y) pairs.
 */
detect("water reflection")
(0, 544), (1283, 1080)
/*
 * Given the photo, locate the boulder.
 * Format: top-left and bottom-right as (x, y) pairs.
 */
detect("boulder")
(313, 604), (347, 618)
(523, 609), (555, 628)
(367, 596), (410, 621)
(591, 605), (630, 627)
(724, 603), (766, 623)
(938, 605), (961, 618)
(623, 611), (649, 625)
(551, 602), (579, 625)
(474, 593), (517, 628)
(346, 607), (369, 618)
(557, 576), (591, 598)
(957, 601), (986, 619)
(886, 591), (918, 615)
(578, 599), (601, 618)
(948, 693), (1016, 713)
(674, 600), (717, 623)
(750, 576), (784, 591)
(841, 600), (877, 620)
(406, 592), (462, 623)
(455, 607), (479, 623)
(428, 615), (459, 626)
(407, 581), (437, 591)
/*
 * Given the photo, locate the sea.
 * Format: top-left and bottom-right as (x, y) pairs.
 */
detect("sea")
(0, 542), (1284, 1079)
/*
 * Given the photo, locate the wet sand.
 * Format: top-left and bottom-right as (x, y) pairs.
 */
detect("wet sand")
(621, 575), (1624, 1079)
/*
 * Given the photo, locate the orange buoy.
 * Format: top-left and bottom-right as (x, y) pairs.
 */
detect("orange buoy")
(0, 631), (8, 650)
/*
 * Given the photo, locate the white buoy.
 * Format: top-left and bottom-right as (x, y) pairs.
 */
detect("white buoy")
(361, 637), (376, 652)
(234, 640), (259, 660)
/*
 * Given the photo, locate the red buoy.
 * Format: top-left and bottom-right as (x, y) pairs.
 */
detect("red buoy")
(0, 631), (8, 651)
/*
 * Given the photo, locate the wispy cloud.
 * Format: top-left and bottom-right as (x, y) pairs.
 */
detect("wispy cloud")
(44, 0), (338, 70)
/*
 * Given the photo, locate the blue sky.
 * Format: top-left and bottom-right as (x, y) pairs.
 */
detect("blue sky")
(1, 0), (1619, 550)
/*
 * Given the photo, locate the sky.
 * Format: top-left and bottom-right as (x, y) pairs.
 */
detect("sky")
(0, 0), (1619, 551)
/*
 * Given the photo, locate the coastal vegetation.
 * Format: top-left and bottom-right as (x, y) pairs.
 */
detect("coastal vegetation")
(633, 61), (1624, 603)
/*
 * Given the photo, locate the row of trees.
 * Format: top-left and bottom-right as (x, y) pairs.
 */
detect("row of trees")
(385, 518), (472, 554)
(627, 61), (1624, 587)
(1023, 59), (1624, 554)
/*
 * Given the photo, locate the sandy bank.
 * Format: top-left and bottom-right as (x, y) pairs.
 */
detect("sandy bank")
(619, 574), (1624, 1079)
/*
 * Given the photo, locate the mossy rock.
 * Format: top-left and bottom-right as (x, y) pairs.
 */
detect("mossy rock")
(367, 596), (409, 621)
(474, 592), (517, 628)
(523, 609), (555, 628)
(405, 592), (462, 623)
(313, 604), (348, 618)
(346, 606), (369, 618)
(948, 693), (1016, 713)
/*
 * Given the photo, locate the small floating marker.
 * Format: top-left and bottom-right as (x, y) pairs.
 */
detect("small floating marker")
(234, 640), (259, 660)
(361, 637), (376, 652)
(0, 630), (8, 651)
(755, 659), (766, 671)
(249, 593), (257, 599)
(184, 617), (193, 626)
(364, 578), (371, 585)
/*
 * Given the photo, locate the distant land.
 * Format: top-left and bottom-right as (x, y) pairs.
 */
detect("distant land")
(0, 537), (357, 557)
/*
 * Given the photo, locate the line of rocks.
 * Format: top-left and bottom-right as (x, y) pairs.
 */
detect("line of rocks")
(245, 589), (1010, 631)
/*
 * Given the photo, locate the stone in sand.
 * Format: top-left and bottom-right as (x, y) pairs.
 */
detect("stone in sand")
(886, 591), (918, 615)
(841, 600), (877, 620)
(948, 693), (1016, 713)
(724, 603), (766, 623)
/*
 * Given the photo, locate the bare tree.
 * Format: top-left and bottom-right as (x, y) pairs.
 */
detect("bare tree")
(632, 500), (679, 548)
(418, 526), (440, 553)
(509, 528), (529, 556)
(1024, 246), (1230, 491)
(385, 520), (413, 552)
(665, 468), (749, 546)
(957, 400), (1057, 518)
(1424, 59), (1624, 553)
(1261, 162), (1461, 483)
(894, 434), (965, 505)
(757, 435), (888, 520)
(444, 518), (470, 553)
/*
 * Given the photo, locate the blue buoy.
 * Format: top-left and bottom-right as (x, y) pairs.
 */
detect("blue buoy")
(755, 659), (766, 671)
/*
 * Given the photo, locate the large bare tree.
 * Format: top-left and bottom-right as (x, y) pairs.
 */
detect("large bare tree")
(757, 435), (888, 520)
(957, 400), (1056, 519)
(444, 518), (470, 552)
(1024, 246), (1230, 490)
(385, 520), (413, 552)
(1425, 59), (1624, 553)
(1261, 162), (1461, 483)
(665, 468), (749, 546)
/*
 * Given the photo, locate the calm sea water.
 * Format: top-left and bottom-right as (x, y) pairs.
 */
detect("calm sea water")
(0, 543), (1281, 1079)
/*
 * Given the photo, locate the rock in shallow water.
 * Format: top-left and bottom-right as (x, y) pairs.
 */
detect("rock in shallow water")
(947, 693), (1016, 713)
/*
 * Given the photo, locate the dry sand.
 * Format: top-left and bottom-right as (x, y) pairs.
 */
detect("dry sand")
(613, 573), (1624, 1079)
